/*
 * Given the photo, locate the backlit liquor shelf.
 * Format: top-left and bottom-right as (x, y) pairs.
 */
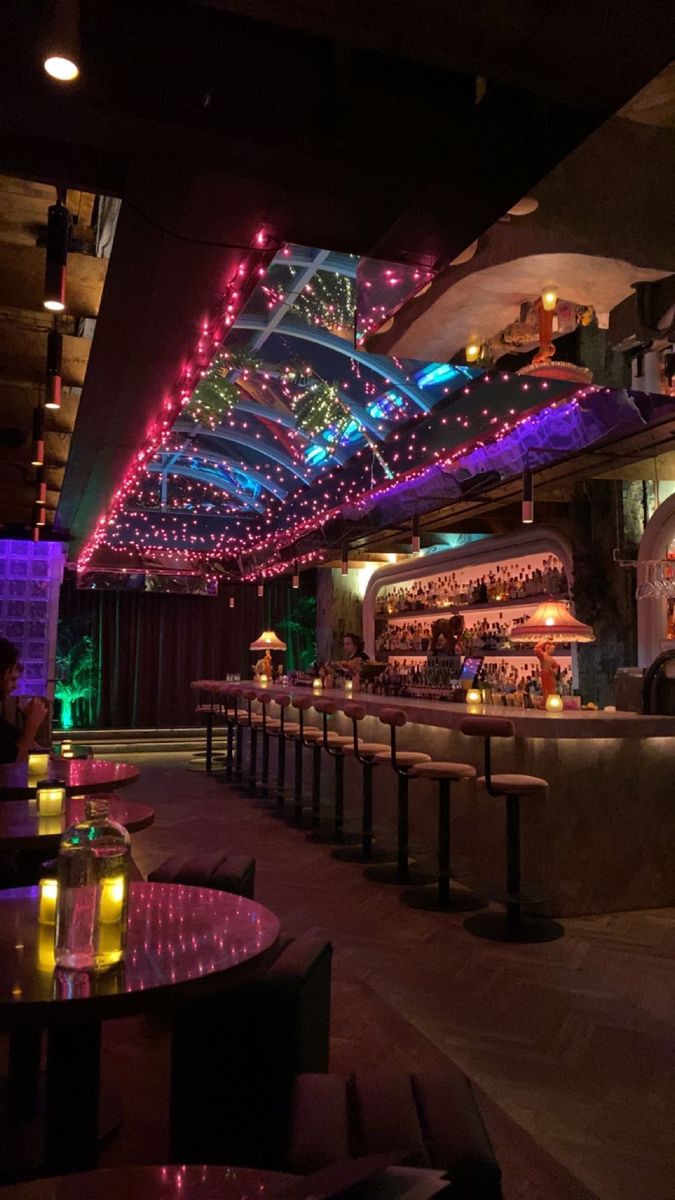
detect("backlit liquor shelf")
(363, 532), (578, 690)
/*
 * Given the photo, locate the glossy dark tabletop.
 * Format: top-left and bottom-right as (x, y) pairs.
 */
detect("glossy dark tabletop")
(0, 795), (155, 849)
(0, 758), (140, 799)
(0, 884), (281, 1027)
(0, 1165), (295, 1200)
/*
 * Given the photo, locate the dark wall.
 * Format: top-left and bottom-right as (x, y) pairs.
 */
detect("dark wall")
(57, 574), (315, 729)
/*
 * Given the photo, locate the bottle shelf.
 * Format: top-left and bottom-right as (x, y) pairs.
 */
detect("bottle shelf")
(376, 594), (568, 623)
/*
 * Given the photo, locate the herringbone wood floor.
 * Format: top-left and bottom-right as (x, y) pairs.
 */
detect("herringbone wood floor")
(7, 753), (675, 1199)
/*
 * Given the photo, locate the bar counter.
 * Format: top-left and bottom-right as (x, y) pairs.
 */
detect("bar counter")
(244, 684), (675, 917)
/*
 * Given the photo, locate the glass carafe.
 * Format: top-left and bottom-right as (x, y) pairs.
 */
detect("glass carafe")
(55, 795), (131, 972)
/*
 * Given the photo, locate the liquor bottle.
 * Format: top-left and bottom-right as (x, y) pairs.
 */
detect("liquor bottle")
(55, 795), (131, 972)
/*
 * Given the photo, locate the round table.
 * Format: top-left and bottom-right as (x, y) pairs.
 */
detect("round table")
(0, 884), (281, 1175)
(0, 796), (155, 852)
(0, 759), (140, 800)
(0, 1165), (296, 1199)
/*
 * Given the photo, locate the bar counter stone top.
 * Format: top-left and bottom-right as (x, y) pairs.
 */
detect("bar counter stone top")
(270, 685), (675, 740)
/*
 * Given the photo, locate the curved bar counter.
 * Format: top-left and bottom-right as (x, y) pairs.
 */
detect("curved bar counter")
(243, 683), (675, 917)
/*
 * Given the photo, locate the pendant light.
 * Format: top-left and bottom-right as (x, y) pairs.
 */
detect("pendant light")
(44, 193), (70, 312)
(31, 406), (45, 467)
(522, 467), (533, 524)
(36, 467), (47, 507)
(510, 599), (594, 644)
(341, 543), (349, 576)
(412, 513), (421, 553)
(292, 560), (299, 588)
(257, 582), (264, 598)
(45, 329), (62, 409)
(43, 0), (81, 82)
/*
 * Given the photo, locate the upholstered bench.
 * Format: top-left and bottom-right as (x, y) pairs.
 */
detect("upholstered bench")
(287, 1070), (502, 1199)
(148, 851), (255, 899)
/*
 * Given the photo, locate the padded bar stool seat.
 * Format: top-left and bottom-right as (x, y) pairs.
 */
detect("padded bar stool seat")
(306, 699), (360, 845)
(459, 716), (563, 944)
(401, 762), (485, 913)
(332, 703), (395, 865)
(363, 709), (433, 886)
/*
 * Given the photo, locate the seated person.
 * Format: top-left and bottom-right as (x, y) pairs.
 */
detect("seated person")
(329, 632), (370, 675)
(0, 638), (48, 764)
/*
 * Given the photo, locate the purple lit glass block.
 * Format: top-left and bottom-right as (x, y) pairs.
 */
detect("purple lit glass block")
(0, 539), (65, 699)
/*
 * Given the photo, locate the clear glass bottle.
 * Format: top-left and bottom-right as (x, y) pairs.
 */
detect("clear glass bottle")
(55, 795), (131, 972)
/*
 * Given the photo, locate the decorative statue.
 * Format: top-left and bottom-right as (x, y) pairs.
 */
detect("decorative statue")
(534, 640), (560, 700)
(254, 651), (273, 679)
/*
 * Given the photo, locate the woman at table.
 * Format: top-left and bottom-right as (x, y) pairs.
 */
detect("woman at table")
(0, 638), (48, 764)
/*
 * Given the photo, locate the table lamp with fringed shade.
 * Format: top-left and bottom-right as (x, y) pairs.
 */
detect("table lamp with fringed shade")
(249, 630), (287, 651)
(510, 599), (595, 644)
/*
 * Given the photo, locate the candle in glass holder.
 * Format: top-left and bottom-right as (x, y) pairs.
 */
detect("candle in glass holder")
(259, 673), (268, 688)
(99, 875), (127, 924)
(61, 740), (72, 755)
(312, 676), (323, 694)
(545, 693), (564, 712)
(36, 781), (66, 816)
(61, 750), (74, 759)
(28, 752), (49, 778)
(466, 688), (482, 706)
(38, 877), (58, 925)
(344, 678), (353, 697)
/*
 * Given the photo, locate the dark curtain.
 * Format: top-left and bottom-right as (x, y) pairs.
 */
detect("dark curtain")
(57, 574), (316, 729)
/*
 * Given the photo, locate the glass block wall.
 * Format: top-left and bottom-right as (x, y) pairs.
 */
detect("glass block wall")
(0, 539), (66, 699)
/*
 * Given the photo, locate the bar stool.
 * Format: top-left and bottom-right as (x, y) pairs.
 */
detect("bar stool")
(459, 716), (564, 943)
(219, 684), (239, 782)
(255, 690), (279, 797)
(363, 709), (434, 886)
(332, 703), (395, 865)
(266, 692), (299, 813)
(306, 699), (361, 846)
(240, 688), (265, 793)
(191, 681), (222, 773)
(403, 761), (485, 912)
(285, 696), (323, 828)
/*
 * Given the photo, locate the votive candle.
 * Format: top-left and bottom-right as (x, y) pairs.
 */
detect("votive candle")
(36, 782), (66, 816)
(38, 877), (58, 926)
(28, 752), (49, 777)
(545, 693), (564, 712)
(99, 875), (127, 924)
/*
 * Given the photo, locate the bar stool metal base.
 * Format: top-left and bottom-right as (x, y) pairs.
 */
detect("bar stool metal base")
(306, 825), (362, 846)
(332, 842), (396, 864)
(463, 909), (564, 942)
(401, 884), (485, 912)
(363, 862), (435, 886)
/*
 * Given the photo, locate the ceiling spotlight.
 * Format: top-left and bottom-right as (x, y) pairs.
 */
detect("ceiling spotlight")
(45, 329), (63, 409)
(31, 406), (45, 467)
(465, 341), (481, 363)
(541, 287), (558, 313)
(43, 0), (80, 82)
(44, 193), (71, 312)
(522, 467), (534, 524)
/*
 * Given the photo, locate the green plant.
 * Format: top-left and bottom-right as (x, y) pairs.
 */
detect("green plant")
(54, 633), (97, 730)
(277, 594), (317, 670)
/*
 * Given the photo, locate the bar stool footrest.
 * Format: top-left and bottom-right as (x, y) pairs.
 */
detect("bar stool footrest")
(485, 883), (553, 907)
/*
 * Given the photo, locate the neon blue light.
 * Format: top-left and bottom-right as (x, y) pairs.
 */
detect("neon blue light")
(305, 444), (327, 465)
(415, 363), (465, 389)
(367, 390), (406, 420)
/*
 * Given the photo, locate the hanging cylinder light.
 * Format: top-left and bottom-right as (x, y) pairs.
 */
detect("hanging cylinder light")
(34, 502), (46, 527)
(229, 594), (235, 609)
(412, 513), (421, 553)
(31, 406), (45, 467)
(257, 582), (264, 599)
(522, 467), (534, 524)
(341, 543), (349, 576)
(45, 329), (63, 409)
(36, 467), (47, 507)
(292, 560), (299, 589)
(43, 0), (81, 81)
(44, 192), (70, 312)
